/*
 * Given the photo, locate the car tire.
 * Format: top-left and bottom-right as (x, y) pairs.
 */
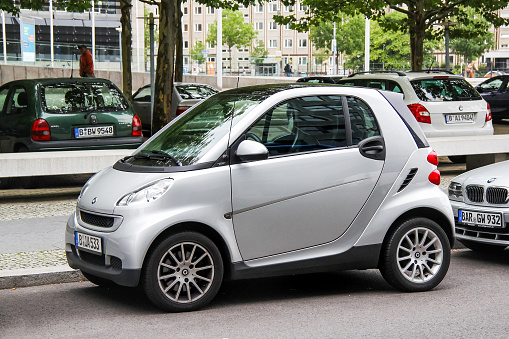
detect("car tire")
(380, 217), (451, 292)
(459, 239), (507, 253)
(142, 232), (224, 312)
(448, 155), (466, 164)
(81, 271), (118, 288)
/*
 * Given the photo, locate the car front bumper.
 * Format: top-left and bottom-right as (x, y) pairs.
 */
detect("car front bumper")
(450, 200), (509, 246)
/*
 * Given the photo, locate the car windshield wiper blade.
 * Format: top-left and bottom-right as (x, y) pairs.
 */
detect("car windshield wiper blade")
(135, 150), (182, 166)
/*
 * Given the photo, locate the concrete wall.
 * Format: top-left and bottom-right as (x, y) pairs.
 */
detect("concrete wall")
(0, 64), (295, 93)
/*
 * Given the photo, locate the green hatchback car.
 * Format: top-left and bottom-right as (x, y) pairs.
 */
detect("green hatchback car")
(0, 78), (143, 152)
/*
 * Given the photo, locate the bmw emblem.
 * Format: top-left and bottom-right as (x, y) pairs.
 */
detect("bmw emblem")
(487, 178), (497, 183)
(92, 197), (97, 204)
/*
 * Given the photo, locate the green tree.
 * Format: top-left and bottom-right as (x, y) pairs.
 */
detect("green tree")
(250, 40), (268, 65)
(276, 0), (509, 71)
(207, 9), (257, 74)
(190, 41), (207, 67)
(450, 7), (495, 64)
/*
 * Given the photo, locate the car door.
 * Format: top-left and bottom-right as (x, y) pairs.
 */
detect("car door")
(230, 95), (385, 260)
(0, 86), (29, 152)
(478, 77), (507, 116)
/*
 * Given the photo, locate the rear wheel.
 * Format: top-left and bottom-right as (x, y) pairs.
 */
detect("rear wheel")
(459, 239), (507, 253)
(380, 218), (451, 292)
(142, 232), (223, 312)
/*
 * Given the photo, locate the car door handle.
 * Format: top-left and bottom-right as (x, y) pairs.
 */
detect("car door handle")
(358, 136), (385, 161)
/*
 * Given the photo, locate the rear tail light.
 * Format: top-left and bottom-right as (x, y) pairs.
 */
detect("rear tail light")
(486, 102), (492, 122)
(407, 104), (431, 124)
(31, 119), (51, 141)
(428, 169), (441, 185)
(176, 106), (189, 116)
(132, 115), (142, 136)
(427, 150), (438, 166)
(427, 150), (440, 185)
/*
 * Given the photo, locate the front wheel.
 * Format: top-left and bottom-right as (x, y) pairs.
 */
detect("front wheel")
(142, 232), (224, 312)
(380, 218), (451, 292)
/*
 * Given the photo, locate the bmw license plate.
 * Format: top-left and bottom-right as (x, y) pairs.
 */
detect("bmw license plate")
(75, 232), (103, 254)
(458, 210), (503, 228)
(75, 126), (114, 138)
(445, 114), (474, 124)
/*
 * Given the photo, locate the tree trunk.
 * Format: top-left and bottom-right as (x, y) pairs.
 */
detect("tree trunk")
(120, 0), (133, 102)
(153, 0), (178, 132)
(175, 0), (183, 82)
(409, 2), (425, 71)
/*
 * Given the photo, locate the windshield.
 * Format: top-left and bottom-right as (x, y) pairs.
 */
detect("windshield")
(41, 83), (129, 113)
(410, 78), (482, 102)
(176, 85), (218, 99)
(127, 92), (262, 167)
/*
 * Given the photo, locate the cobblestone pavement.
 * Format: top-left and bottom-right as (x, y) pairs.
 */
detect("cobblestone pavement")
(0, 250), (66, 271)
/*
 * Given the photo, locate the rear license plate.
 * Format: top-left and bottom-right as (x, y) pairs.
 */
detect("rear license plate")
(75, 126), (114, 138)
(445, 113), (474, 124)
(75, 232), (102, 254)
(459, 210), (503, 228)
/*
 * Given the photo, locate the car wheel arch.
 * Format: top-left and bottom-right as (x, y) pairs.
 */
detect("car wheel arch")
(381, 207), (455, 255)
(141, 221), (233, 282)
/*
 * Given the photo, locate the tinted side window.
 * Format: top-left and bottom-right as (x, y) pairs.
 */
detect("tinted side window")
(479, 78), (504, 91)
(0, 88), (9, 113)
(246, 96), (347, 156)
(6, 87), (28, 115)
(347, 97), (381, 145)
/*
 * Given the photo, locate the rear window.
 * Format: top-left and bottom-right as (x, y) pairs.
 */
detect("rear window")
(176, 85), (218, 99)
(41, 83), (129, 113)
(410, 78), (482, 102)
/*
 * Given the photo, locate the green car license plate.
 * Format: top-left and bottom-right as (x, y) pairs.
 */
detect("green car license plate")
(75, 126), (114, 138)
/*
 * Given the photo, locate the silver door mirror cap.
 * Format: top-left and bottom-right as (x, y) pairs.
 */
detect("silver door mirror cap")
(236, 139), (269, 162)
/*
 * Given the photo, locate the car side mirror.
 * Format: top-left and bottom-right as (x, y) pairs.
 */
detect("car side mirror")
(235, 140), (269, 162)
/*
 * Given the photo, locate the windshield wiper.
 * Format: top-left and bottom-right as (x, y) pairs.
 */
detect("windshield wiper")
(130, 150), (182, 166)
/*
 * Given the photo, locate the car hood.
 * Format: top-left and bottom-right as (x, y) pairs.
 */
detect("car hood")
(452, 160), (509, 186)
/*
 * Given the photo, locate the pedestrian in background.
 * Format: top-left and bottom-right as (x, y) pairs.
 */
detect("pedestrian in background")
(78, 45), (95, 78)
(284, 62), (292, 77)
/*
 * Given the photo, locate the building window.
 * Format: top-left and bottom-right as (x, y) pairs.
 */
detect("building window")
(183, 7), (188, 15)
(184, 41), (189, 49)
(269, 3), (278, 12)
(208, 57), (215, 62)
(284, 39), (293, 48)
(184, 57), (189, 64)
(298, 39), (307, 48)
(284, 24), (291, 30)
(285, 5), (294, 12)
(255, 22), (263, 31)
(184, 24), (188, 32)
(194, 24), (202, 32)
(269, 22), (278, 30)
(299, 4), (308, 11)
(194, 6), (202, 15)
(207, 7), (215, 14)
(299, 57), (307, 65)
(256, 4), (264, 12)
(269, 40), (277, 48)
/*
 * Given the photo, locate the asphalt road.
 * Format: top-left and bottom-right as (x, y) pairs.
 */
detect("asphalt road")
(1, 249), (508, 338)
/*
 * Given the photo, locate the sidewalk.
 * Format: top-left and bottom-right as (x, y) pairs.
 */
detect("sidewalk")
(0, 163), (463, 289)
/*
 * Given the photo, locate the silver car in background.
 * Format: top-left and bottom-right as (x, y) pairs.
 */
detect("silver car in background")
(132, 82), (218, 135)
(449, 161), (509, 252)
(66, 84), (454, 312)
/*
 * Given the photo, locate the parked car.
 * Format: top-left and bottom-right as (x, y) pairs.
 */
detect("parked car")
(66, 83), (454, 312)
(337, 71), (493, 163)
(296, 76), (344, 84)
(449, 160), (509, 252)
(484, 71), (506, 78)
(132, 82), (218, 135)
(0, 78), (143, 153)
(476, 75), (509, 122)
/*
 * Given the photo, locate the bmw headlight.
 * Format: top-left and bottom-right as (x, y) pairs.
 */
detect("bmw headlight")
(448, 181), (463, 201)
(117, 178), (174, 206)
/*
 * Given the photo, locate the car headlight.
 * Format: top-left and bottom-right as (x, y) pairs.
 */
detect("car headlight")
(117, 178), (174, 206)
(448, 181), (463, 201)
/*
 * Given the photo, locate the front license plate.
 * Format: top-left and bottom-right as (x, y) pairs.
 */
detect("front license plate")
(445, 113), (474, 124)
(75, 232), (103, 254)
(75, 126), (114, 138)
(459, 210), (503, 228)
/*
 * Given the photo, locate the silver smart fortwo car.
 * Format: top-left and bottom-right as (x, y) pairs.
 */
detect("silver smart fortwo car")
(66, 84), (455, 312)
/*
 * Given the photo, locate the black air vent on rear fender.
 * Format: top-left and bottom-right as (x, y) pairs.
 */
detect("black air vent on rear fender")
(398, 168), (418, 192)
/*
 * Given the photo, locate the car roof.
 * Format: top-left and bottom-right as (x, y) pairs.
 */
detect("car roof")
(1, 77), (115, 87)
(341, 70), (464, 81)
